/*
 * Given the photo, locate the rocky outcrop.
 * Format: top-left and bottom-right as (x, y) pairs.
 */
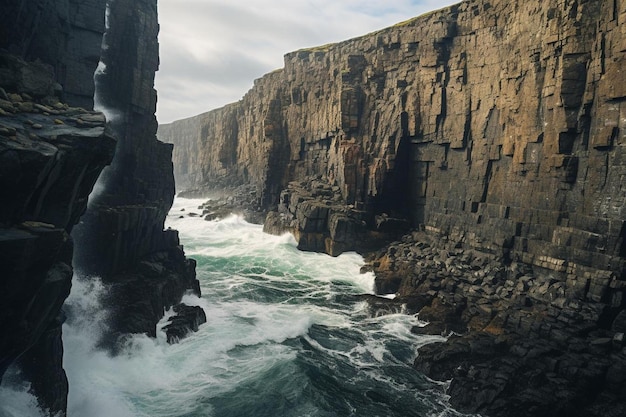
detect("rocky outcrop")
(367, 232), (626, 416)
(162, 304), (207, 344)
(72, 0), (200, 346)
(0, 55), (115, 415)
(263, 176), (408, 255)
(1, 0), (200, 414)
(190, 184), (266, 224)
(161, 0), (625, 414)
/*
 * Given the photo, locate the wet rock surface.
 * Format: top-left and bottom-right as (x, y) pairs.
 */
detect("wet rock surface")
(182, 184), (267, 224)
(367, 231), (626, 417)
(0, 55), (115, 414)
(163, 304), (207, 344)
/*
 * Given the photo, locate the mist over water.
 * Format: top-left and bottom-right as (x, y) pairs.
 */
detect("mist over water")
(1, 198), (474, 417)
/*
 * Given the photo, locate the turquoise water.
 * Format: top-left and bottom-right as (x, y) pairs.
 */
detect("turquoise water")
(0, 198), (472, 417)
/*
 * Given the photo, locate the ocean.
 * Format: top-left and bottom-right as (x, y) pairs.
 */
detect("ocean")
(0, 198), (473, 417)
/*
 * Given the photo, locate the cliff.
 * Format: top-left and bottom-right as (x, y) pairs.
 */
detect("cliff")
(71, 0), (200, 346)
(0, 2), (110, 414)
(160, 0), (625, 279)
(0, 0), (199, 414)
(159, 0), (626, 415)
(0, 0), (107, 109)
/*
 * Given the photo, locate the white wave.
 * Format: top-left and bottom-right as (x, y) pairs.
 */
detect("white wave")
(59, 196), (464, 416)
(0, 376), (47, 417)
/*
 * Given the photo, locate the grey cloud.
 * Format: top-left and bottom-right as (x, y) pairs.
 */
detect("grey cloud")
(155, 0), (459, 123)
(160, 46), (270, 87)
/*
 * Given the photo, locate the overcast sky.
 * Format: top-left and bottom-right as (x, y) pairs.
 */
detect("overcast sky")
(154, 0), (459, 124)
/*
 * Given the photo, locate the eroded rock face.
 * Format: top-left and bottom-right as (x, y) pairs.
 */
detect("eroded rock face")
(1, 0), (200, 413)
(263, 177), (407, 255)
(160, 0), (625, 279)
(160, 0), (626, 415)
(368, 232), (626, 416)
(72, 0), (200, 347)
(0, 57), (115, 415)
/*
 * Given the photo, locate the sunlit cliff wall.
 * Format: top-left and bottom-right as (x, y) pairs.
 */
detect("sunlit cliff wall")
(160, 0), (625, 285)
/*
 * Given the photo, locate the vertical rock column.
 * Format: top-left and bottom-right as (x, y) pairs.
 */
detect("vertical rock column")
(72, 0), (199, 343)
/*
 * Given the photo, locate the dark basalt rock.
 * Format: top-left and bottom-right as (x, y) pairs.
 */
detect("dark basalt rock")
(1, 1), (198, 415)
(370, 231), (626, 417)
(0, 55), (115, 415)
(97, 246), (199, 351)
(163, 304), (207, 344)
(72, 0), (200, 347)
(190, 184), (267, 224)
(0, 0), (107, 109)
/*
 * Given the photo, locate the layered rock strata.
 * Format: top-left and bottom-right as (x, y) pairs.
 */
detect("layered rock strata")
(1, 0), (200, 414)
(0, 3), (110, 413)
(72, 0), (200, 346)
(160, 0), (626, 414)
(160, 0), (625, 282)
(0, 56), (115, 414)
(368, 232), (626, 416)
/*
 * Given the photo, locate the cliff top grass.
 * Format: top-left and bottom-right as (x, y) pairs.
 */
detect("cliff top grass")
(291, 2), (458, 55)
(391, 4), (451, 28)
(292, 42), (336, 54)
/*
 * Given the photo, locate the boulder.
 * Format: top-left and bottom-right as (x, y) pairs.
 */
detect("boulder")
(163, 304), (207, 344)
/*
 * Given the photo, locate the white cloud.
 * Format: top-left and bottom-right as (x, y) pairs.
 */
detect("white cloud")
(155, 0), (459, 123)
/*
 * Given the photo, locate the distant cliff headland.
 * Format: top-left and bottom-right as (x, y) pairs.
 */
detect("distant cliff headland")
(159, 0), (626, 416)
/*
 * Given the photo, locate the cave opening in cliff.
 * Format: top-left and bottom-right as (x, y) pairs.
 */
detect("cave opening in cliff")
(371, 133), (413, 223)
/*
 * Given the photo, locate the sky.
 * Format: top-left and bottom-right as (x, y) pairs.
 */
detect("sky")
(154, 0), (459, 124)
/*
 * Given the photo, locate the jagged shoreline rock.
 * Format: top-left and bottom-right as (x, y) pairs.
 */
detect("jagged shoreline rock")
(365, 230), (626, 416)
(162, 304), (207, 344)
(72, 0), (201, 350)
(191, 184), (268, 224)
(264, 176), (408, 255)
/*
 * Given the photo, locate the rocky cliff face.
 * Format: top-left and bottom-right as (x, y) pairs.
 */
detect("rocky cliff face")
(1, 0), (198, 414)
(72, 0), (199, 346)
(0, 0), (107, 109)
(0, 60), (114, 416)
(160, 0), (625, 290)
(0, 2), (110, 414)
(160, 0), (626, 414)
